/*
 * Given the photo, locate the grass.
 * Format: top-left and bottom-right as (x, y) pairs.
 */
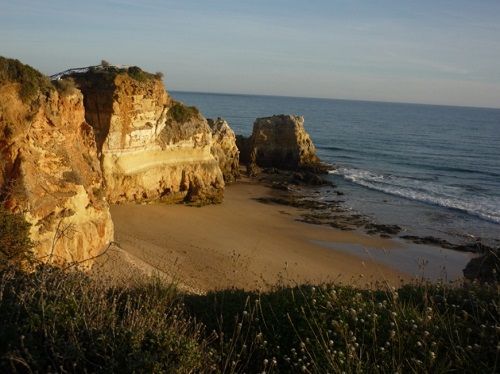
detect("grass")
(185, 283), (499, 373)
(0, 209), (498, 373)
(0, 264), (497, 373)
(0, 265), (209, 373)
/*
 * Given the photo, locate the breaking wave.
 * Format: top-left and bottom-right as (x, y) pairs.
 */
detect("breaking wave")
(330, 167), (500, 224)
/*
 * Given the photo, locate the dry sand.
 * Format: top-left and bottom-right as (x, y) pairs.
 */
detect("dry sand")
(93, 178), (414, 293)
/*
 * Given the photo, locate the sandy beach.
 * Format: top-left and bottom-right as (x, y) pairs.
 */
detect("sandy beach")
(92, 176), (477, 293)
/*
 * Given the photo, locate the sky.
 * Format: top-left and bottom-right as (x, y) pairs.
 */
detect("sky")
(1, 0), (500, 108)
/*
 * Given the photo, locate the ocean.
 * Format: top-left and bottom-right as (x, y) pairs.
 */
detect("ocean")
(172, 91), (500, 248)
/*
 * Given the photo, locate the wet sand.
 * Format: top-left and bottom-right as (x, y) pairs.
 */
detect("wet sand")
(93, 178), (471, 293)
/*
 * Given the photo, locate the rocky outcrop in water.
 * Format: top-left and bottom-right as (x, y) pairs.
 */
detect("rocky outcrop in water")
(208, 118), (239, 183)
(238, 115), (323, 172)
(70, 69), (224, 204)
(0, 58), (113, 265)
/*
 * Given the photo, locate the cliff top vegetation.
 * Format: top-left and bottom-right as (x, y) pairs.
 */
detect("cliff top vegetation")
(168, 101), (200, 123)
(66, 64), (163, 85)
(0, 56), (54, 103)
(0, 56), (81, 102)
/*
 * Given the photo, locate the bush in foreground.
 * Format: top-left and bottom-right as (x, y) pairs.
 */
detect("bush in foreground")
(0, 263), (498, 373)
(186, 283), (499, 373)
(0, 265), (209, 373)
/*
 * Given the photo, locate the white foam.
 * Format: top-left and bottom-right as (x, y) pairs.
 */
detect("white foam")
(330, 167), (500, 224)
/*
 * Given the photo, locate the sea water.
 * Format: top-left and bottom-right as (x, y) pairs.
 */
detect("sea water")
(172, 91), (500, 247)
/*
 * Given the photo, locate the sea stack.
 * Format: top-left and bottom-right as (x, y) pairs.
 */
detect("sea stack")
(238, 114), (321, 171)
(69, 67), (225, 205)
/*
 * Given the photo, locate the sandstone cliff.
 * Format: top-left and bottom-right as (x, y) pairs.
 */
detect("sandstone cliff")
(71, 68), (224, 204)
(208, 118), (239, 183)
(238, 115), (321, 171)
(0, 58), (113, 265)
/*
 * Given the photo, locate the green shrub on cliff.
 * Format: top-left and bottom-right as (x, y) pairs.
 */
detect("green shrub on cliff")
(126, 66), (154, 82)
(0, 206), (33, 266)
(168, 102), (200, 123)
(0, 56), (53, 103)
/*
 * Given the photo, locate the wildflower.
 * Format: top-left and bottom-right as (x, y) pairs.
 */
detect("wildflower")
(416, 341), (422, 347)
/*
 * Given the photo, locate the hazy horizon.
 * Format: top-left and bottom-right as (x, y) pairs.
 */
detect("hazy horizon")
(1, 0), (500, 109)
(170, 89), (500, 111)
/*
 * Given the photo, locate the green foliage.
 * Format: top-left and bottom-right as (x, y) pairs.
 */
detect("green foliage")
(0, 206), (33, 265)
(168, 102), (200, 123)
(185, 282), (500, 373)
(126, 65), (157, 82)
(0, 248), (497, 372)
(0, 56), (54, 103)
(0, 266), (209, 373)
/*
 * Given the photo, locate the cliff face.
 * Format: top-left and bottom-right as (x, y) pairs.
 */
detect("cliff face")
(0, 75), (113, 264)
(240, 115), (321, 170)
(73, 71), (224, 204)
(208, 118), (239, 183)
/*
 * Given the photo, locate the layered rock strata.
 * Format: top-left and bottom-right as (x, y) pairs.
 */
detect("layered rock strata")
(0, 60), (114, 264)
(71, 70), (224, 204)
(208, 118), (239, 183)
(238, 115), (321, 170)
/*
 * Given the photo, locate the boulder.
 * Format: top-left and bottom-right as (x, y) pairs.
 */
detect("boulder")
(71, 68), (224, 204)
(0, 58), (113, 265)
(240, 115), (322, 171)
(208, 118), (239, 183)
